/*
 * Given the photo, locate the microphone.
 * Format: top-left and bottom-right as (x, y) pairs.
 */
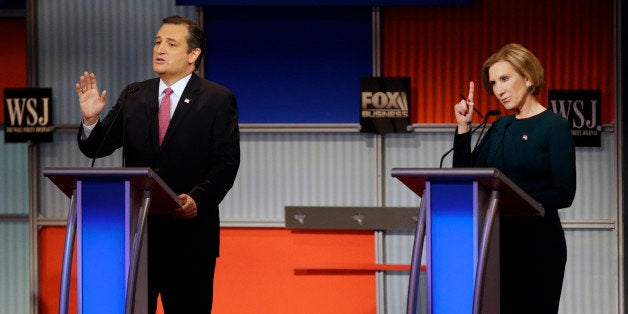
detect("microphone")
(487, 116), (513, 167)
(470, 109), (501, 162)
(439, 108), (501, 168)
(460, 94), (491, 119)
(90, 84), (139, 167)
(485, 109), (501, 116)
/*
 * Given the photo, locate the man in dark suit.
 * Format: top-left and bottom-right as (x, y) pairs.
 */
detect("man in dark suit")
(76, 16), (240, 313)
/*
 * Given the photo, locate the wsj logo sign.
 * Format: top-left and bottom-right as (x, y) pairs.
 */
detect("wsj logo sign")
(360, 77), (411, 134)
(548, 90), (601, 147)
(4, 88), (53, 143)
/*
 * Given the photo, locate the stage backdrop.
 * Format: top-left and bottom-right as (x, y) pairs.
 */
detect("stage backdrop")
(0, 18), (27, 124)
(381, 0), (614, 124)
(198, 0), (613, 125)
(203, 7), (373, 124)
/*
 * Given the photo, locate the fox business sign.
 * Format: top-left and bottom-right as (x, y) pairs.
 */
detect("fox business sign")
(3, 88), (53, 143)
(360, 77), (411, 134)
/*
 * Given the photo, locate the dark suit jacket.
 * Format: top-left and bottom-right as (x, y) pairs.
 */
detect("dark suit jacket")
(78, 73), (240, 258)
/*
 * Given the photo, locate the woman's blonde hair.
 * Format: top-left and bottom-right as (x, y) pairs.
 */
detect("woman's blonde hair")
(481, 43), (544, 96)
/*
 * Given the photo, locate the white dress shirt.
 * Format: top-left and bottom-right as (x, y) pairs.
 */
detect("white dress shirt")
(82, 73), (193, 139)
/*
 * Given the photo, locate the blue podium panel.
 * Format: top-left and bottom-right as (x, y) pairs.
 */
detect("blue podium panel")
(43, 167), (181, 314)
(78, 180), (129, 313)
(427, 181), (477, 314)
(391, 168), (544, 314)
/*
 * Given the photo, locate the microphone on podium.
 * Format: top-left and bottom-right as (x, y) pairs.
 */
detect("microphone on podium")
(90, 84), (139, 168)
(438, 105), (501, 168)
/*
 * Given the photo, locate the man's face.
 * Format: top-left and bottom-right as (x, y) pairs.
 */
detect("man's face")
(153, 23), (199, 84)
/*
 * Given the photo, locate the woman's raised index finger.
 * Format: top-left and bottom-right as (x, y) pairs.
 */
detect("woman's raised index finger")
(467, 81), (475, 101)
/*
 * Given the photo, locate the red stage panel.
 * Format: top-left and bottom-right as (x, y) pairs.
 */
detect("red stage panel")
(381, 0), (614, 124)
(39, 227), (376, 313)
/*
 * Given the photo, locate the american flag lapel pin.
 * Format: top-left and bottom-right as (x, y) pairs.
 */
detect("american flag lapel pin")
(184, 98), (190, 103)
(522, 134), (528, 141)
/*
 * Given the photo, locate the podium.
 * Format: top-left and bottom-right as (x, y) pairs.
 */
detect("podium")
(43, 168), (181, 314)
(391, 168), (544, 314)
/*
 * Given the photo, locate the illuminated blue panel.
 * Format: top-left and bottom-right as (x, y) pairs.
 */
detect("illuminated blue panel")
(430, 182), (474, 313)
(81, 180), (126, 313)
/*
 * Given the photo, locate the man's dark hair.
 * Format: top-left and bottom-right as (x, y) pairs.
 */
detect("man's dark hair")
(162, 16), (205, 71)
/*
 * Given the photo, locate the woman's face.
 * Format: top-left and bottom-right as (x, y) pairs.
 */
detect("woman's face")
(488, 60), (530, 111)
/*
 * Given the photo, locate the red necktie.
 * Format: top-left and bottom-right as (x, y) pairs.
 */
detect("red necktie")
(158, 87), (173, 145)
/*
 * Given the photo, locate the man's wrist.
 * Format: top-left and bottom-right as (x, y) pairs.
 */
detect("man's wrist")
(83, 117), (98, 126)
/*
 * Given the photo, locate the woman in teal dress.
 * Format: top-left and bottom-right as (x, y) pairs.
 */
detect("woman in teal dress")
(453, 43), (576, 313)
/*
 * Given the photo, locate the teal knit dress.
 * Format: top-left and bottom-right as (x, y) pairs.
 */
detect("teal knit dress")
(453, 109), (576, 313)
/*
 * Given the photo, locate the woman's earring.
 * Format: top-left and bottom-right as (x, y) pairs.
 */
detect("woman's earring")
(527, 85), (533, 92)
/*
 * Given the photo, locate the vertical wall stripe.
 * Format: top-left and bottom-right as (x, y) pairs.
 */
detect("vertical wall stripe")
(567, 133), (617, 220)
(0, 222), (29, 314)
(0, 133), (29, 215)
(381, 0), (614, 124)
(560, 230), (617, 313)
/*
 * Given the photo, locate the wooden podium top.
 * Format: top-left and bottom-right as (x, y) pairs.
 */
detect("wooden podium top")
(391, 167), (544, 217)
(43, 167), (182, 214)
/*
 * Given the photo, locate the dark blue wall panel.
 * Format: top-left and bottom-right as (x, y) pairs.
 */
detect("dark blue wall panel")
(204, 7), (372, 123)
